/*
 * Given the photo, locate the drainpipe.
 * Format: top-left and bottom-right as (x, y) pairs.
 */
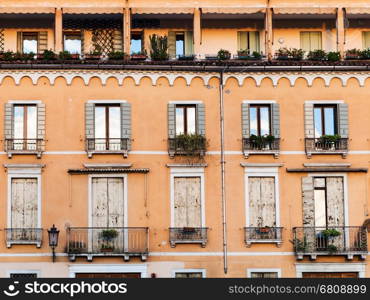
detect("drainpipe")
(219, 69), (228, 274)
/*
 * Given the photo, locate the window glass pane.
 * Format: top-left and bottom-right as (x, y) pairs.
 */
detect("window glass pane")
(250, 107), (257, 136)
(109, 106), (121, 139)
(187, 107), (196, 134)
(260, 107), (270, 136)
(64, 34), (81, 54)
(175, 272), (202, 278)
(94, 107), (106, 139)
(324, 107), (335, 135)
(131, 32), (142, 54)
(314, 189), (327, 227)
(27, 106), (37, 139)
(176, 107), (184, 135)
(14, 106), (24, 139)
(176, 33), (185, 57)
(23, 33), (38, 54)
(314, 107), (322, 137)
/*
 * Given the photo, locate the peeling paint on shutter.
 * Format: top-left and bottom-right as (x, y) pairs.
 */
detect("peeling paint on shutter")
(113, 29), (123, 52)
(174, 177), (201, 227)
(326, 177), (344, 227)
(271, 103), (280, 138)
(241, 103), (250, 138)
(302, 176), (315, 226)
(37, 103), (45, 151)
(107, 177), (124, 227)
(168, 31), (176, 59)
(168, 103), (176, 138)
(248, 177), (275, 227)
(196, 103), (205, 136)
(85, 103), (95, 139)
(120, 103), (131, 150)
(304, 102), (314, 138)
(92, 178), (108, 228)
(38, 31), (48, 53)
(4, 103), (13, 141)
(338, 103), (349, 138)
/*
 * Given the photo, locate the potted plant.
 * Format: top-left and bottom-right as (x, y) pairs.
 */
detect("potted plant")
(290, 48), (305, 60)
(108, 51), (127, 61)
(275, 47), (290, 60)
(249, 134), (275, 149)
(360, 48), (370, 60)
(131, 50), (147, 60)
(327, 51), (341, 62)
(100, 229), (118, 252)
(2, 50), (14, 61)
(182, 227), (196, 234)
(84, 49), (102, 60)
(257, 226), (271, 234)
(174, 133), (207, 156)
(38, 49), (56, 60)
(345, 48), (361, 60)
(321, 228), (341, 238)
(318, 134), (341, 150)
(327, 244), (338, 253)
(237, 50), (262, 60)
(149, 34), (169, 61)
(101, 244), (115, 252)
(59, 51), (80, 60)
(293, 237), (308, 252)
(307, 49), (327, 61)
(217, 49), (231, 60)
(178, 54), (196, 61)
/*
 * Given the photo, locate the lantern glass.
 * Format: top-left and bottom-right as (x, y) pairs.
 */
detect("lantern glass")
(48, 225), (59, 247)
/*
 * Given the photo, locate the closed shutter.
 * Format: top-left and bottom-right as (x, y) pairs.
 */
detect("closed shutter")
(271, 103), (280, 138)
(107, 178), (125, 227)
(248, 177), (276, 227)
(241, 103), (250, 138)
(168, 31), (176, 59)
(184, 31), (194, 55)
(304, 102), (314, 138)
(363, 32), (370, 49)
(113, 29), (123, 52)
(120, 102), (131, 150)
(17, 32), (23, 53)
(37, 103), (45, 151)
(301, 32), (322, 52)
(4, 103), (13, 141)
(38, 31), (48, 53)
(168, 103), (176, 138)
(85, 103), (95, 140)
(249, 31), (260, 53)
(302, 176), (315, 226)
(174, 177), (201, 227)
(338, 103), (349, 138)
(196, 103), (205, 136)
(237, 31), (248, 51)
(326, 177), (344, 227)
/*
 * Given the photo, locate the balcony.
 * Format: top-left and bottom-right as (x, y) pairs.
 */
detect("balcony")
(5, 228), (43, 248)
(5, 139), (43, 158)
(244, 227), (283, 247)
(168, 135), (206, 158)
(67, 227), (148, 261)
(169, 227), (208, 247)
(242, 137), (280, 158)
(293, 226), (367, 260)
(305, 138), (348, 158)
(86, 138), (130, 158)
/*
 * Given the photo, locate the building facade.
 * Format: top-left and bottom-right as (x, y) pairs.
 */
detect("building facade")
(0, 0), (369, 278)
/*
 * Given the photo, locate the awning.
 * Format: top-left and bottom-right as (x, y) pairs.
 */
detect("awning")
(273, 7), (336, 14)
(0, 7), (55, 14)
(68, 168), (150, 174)
(346, 7), (370, 15)
(202, 7), (265, 14)
(131, 7), (193, 14)
(63, 7), (123, 14)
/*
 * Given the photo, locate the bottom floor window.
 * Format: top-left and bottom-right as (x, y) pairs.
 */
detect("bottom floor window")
(10, 273), (37, 278)
(250, 272), (278, 278)
(175, 272), (203, 278)
(302, 272), (358, 278)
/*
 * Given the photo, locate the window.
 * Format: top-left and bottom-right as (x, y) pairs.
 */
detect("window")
(176, 32), (185, 57)
(250, 105), (271, 136)
(175, 105), (196, 135)
(169, 31), (193, 58)
(175, 272), (203, 278)
(64, 32), (82, 54)
(10, 273), (38, 279)
(22, 32), (38, 54)
(250, 272), (278, 278)
(237, 31), (260, 53)
(300, 31), (322, 52)
(363, 32), (370, 49)
(131, 31), (143, 54)
(94, 105), (121, 150)
(13, 105), (37, 150)
(314, 105), (337, 138)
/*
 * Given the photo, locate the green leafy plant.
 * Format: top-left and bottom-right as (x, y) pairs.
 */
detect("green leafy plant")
(13, 52), (34, 61)
(40, 49), (57, 60)
(249, 134), (275, 147)
(345, 48), (361, 60)
(293, 237), (308, 252)
(321, 228), (341, 238)
(108, 51), (127, 60)
(3, 50), (14, 61)
(101, 229), (118, 240)
(327, 51), (341, 62)
(289, 48), (305, 60)
(238, 50), (262, 60)
(149, 34), (169, 61)
(327, 244), (338, 253)
(59, 51), (72, 60)
(307, 49), (327, 61)
(174, 133), (207, 156)
(319, 134), (341, 144)
(360, 48), (370, 59)
(217, 49), (231, 60)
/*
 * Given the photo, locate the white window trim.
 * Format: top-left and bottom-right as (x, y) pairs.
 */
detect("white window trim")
(87, 100), (127, 104)
(244, 167), (280, 227)
(306, 100), (344, 104)
(295, 263), (366, 278)
(247, 268), (281, 278)
(169, 100), (203, 104)
(88, 174), (128, 228)
(8, 100), (41, 104)
(242, 100), (276, 104)
(170, 167), (206, 227)
(7, 172), (42, 229)
(6, 270), (40, 278)
(68, 264), (147, 278)
(172, 268), (206, 278)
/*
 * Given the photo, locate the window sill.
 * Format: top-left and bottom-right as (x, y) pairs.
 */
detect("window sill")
(305, 150), (348, 159)
(245, 239), (283, 247)
(86, 150), (129, 158)
(6, 150), (42, 159)
(243, 150), (280, 159)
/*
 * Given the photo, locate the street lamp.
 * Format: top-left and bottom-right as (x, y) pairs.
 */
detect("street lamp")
(48, 224), (59, 262)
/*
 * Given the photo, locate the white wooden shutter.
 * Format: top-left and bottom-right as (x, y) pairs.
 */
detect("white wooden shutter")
(326, 177), (344, 227)
(107, 178), (124, 227)
(304, 102), (314, 138)
(92, 177), (108, 227)
(241, 103), (250, 138)
(338, 103), (349, 138)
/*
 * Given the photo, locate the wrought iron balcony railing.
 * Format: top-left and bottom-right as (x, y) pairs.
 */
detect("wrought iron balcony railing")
(242, 138), (280, 158)
(169, 227), (208, 247)
(244, 227), (283, 247)
(305, 138), (348, 158)
(5, 228), (43, 248)
(86, 138), (130, 158)
(168, 136), (206, 158)
(5, 138), (43, 158)
(293, 226), (367, 260)
(66, 227), (149, 261)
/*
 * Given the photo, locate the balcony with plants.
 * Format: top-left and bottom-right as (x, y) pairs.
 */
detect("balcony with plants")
(242, 134), (280, 158)
(168, 133), (207, 158)
(169, 227), (208, 248)
(305, 135), (348, 158)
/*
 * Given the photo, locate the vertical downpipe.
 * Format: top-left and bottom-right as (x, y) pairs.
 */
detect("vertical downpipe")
(219, 70), (228, 274)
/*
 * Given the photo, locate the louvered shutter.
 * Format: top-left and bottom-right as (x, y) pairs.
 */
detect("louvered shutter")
(304, 102), (314, 138)
(37, 103), (46, 151)
(168, 103), (176, 138)
(113, 29), (123, 52)
(38, 31), (48, 53)
(4, 103), (13, 142)
(120, 102), (131, 151)
(168, 31), (176, 59)
(241, 103), (250, 138)
(271, 103), (280, 138)
(85, 103), (95, 142)
(196, 103), (205, 136)
(338, 103), (349, 138)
